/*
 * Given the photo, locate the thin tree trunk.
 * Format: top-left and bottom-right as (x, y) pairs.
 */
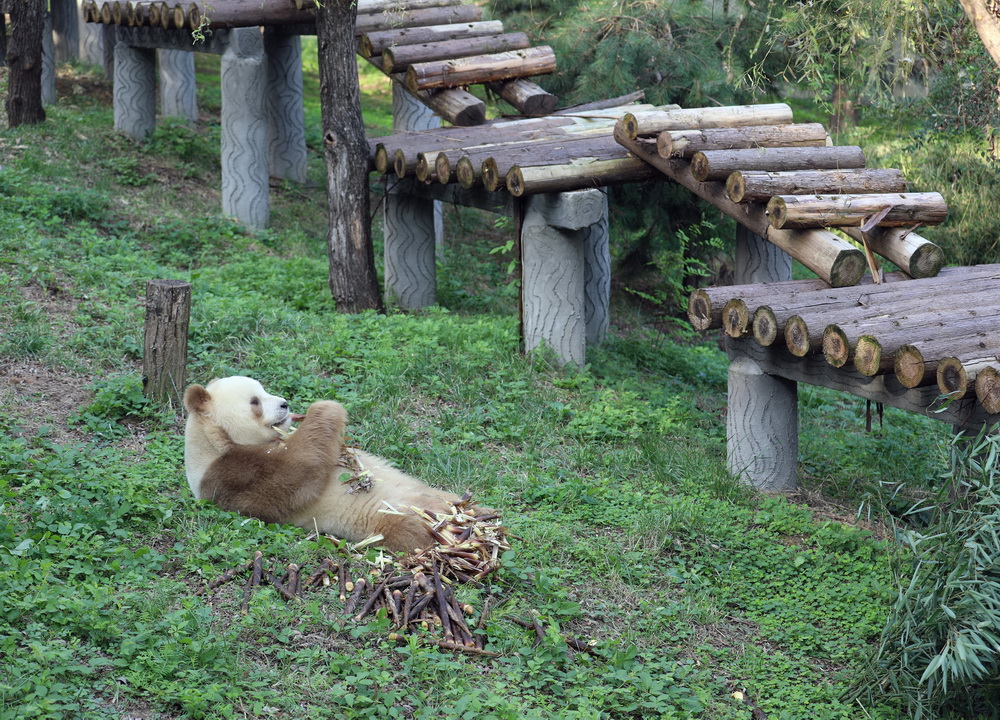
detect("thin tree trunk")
(316, 0), (384, 313)
(6, 0), (47, 126)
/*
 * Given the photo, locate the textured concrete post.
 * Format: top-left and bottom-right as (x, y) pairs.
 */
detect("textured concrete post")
(51, 0), (79, 64)
(78, 0), (104, 66)
(384, 84), (442, 308)
(113, 41), (157, 139)
(582, 193), (610, 346)
(42, 13), (56, 106)
(264, 32), (307, 183)
(727, 225), (797, 491)
(158, 49), (197, 123)
(220, 28), (269, 229)
(521, 191), (606, 367)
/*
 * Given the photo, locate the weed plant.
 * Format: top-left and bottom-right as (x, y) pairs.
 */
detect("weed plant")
(0, 60), (977, 720)
(849, 430), (1000, 719)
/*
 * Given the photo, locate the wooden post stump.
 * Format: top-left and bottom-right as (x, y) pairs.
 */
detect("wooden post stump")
(143, 279), (192, 407)
(727, 226), (798, 491)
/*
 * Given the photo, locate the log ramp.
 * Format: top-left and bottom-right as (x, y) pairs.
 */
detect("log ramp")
(84, 0), (558, 124)
(86, 1), (997, 491)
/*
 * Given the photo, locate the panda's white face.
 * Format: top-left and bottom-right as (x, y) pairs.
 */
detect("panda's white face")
(204, 376), (291, 445)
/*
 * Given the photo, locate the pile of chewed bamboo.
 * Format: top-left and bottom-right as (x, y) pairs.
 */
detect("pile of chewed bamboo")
(688, 265), (1000, 415)
(609, 107), (947, 288)
(84, 0), (557, 124)
(197, 495), (512, 655)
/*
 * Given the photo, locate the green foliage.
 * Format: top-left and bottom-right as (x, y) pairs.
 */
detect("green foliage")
(850, 430), (1000, 719)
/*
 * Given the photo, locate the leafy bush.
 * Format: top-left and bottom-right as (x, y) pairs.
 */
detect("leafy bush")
(850, 430), (1000, 718)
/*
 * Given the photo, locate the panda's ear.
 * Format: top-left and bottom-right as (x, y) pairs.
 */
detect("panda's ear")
(184, 384), (212, 415)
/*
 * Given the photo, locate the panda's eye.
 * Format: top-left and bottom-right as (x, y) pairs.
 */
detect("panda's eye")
(250, 397), (260, 406)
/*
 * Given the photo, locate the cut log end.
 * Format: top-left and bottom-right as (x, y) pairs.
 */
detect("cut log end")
(414, 153), (433, 183)
(908, 241), (946, 279)
(726, 172), (747, 203)
(435, 153), (452, 184)
(374, 144), (391, 175)
(393, 149), (408, 179)
(687, 289), (715, 331)
(975, 366), (1000, 414)
(506, 166), (526, 197)
(482, 157), (502, 192)
(853, 335), (883, 377)
(784, 316), (811, 357)
(936, 357), (968, 397)
(689, 152), (711, 183)
(828, 250), (868, 289)
(822, 325), (850, 368)
(456, 157), (478, 189)
(723, 299), (751, 338)
(894, 344), (926, 389)
(751, 306), (779, 346)
(765, 196), (788, 229)
(621, 113), (640, 142)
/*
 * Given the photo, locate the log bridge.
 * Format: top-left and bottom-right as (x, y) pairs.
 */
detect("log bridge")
(77, 1), (997, 482)
(605, 112), (997, 490)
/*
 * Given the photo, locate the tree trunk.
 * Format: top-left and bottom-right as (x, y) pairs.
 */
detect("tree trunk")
(6, 0), (47, 126)
(766, 192), (948, 230)
(691, 146), (866, 182)
(317, 0), (384, 313)
(727, 168), (907, 203)
(658, 123), (829, 159)
(959, 0), (1000, 69)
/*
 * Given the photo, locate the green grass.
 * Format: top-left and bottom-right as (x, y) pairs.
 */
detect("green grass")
(0, 55), (970, 720)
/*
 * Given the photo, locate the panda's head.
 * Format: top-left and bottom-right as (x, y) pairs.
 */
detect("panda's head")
(184, 375), (292, 446)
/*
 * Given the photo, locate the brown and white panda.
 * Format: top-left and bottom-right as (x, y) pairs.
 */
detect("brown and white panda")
(183, 375), (469, 553)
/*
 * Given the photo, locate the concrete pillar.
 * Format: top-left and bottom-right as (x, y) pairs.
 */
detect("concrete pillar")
(42, 13), (56, 106)
(726, 225), (798, 491)
(220, 28), (269, 229)
(113, 41), (157, 139)
(51, 0), (79, 64)
(158, 49), (198, 123)
(264, 32), (308, 183)
(383, 84), (442, 308)
(582, 193), (610, 346)
(521, 190), (606, 367)
(78, 0), (104, 66)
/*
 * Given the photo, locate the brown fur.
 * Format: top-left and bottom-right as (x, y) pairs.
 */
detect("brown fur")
(184, 379), (472, 553)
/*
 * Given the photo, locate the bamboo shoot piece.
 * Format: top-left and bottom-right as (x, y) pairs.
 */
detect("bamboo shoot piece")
(766, 192), (948, 230)
(405, 46), (557, 93)
(620, 104), (794, 140)
(657, 123), (829, 159)
(691, 146), (866, 182)
(726, 168), (907, 203)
